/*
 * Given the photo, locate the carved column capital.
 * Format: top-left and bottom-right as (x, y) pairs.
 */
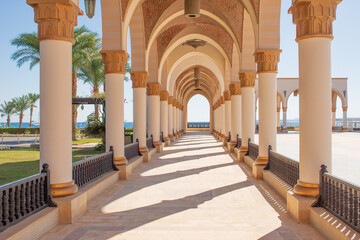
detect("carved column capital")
(147, 83), (161, 96)
(100, 50), (128, 74)
(332, 107), (336, 113)
(172, 99), (177, 107)
(255, 49), (282, 73)
(342, 106), (348, 112)
(160, 91), (169, 101)
(283, 107), (287, 112)
(224, 91), (231, 101)
(168, 96), (173, 105)
(277, 107), (281, 112)
(230, 83), (241, 95)
(220, 96), (225, 105)
(27, 0), (83, 43)
(239, 71), (256, 88)
(131, 72), (148, 88)
(289, 0), (342, 42)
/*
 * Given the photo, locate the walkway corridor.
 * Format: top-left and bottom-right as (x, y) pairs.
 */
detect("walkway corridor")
(40, 132), (323, 240)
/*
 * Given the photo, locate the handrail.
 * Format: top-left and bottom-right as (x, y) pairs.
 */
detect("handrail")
(146, 136), (154, 149)
(248, 139), (259, 160)
(264, 145), (299, 187)
(72, 147), (116, 189)
(314, 165), (360, 233)
(187, 122), (210, 128)
(0, 164), (56, 232)
(125, 141), (140, 161)
(236, 135), (241, 148)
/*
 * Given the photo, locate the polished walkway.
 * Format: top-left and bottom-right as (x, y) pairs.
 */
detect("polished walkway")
(39, 132), (323, 240)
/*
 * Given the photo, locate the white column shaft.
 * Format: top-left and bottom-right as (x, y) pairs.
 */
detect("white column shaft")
(343, 111), (347, 128)
(168, 104), (173, 135)
(161, 101), (168, 137)
(221, 105), (225, 135)
(148, 96), (160, 142)
(225, 101), (231, 137)
(40, 40), (72, 184)
(258, 73), (277, 157)
(277, 111), (281, 128)
(299, 38), (332, 184)
(105, 74), (125, 159)
(133, 88), (147, 147)
(241, 88), (255, 147)
(283, 111), (287, 128)
(332, 112), (336, 127)
(231, 95), (241, 142)
(173, 106), (177, 133)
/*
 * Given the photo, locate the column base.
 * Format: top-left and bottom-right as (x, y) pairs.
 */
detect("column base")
(165, 139), (170, 146)
(222, 137), (229, 146)
(50, 180), (78, 198)
(168, 134), (175, 142)
(228, 140), (237, 153)
(114, 157), (128, 167)
(252, 163), (265, 179)
(139, 146), (149, 162)
(287, 190), (316, 223)
(293, 181), (319, 197)
(255, 156), (268, 166)
(239, 146), (248, 162)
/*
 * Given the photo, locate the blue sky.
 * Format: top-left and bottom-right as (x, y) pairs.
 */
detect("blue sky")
(0, 0), (359, 124)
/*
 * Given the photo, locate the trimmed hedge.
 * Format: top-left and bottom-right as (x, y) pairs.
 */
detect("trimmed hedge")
(0, 127), (40, 134)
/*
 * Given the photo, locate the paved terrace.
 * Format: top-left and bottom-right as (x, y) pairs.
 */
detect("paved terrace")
(40, 132), (323, 240)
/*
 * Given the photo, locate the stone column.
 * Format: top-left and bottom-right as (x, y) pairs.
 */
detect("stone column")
(131, 72), (148, 158)
(240, 71), (256, 160)
(224, 91), (231, 145)
(101, 50), (128, 169)
(161, 91), (170, 146)
(343, 106), (348, 129)
(229, 83), (241, 152)
(168, 96), (174, 142)
(173, 100), (177, 138)
(28, 0), (82, 197)
(290, 0), (341, 197)
(220, 97), (225, 140)
(255, 49), (281, 168)
(282, 107), (287, 129)
(147, 83), (161, 152)
(177, 103), (180, 135)
(332, 108), (336, 127)
(277, 108), (281, 128)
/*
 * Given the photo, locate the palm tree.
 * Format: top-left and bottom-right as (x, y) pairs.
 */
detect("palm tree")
(0, 101), (16, 127)
(12, 95), (30, 128)
(11, 27), (100, 140)
(27, 93), (40, 127)
(72, 26), (101, 140)
(10, 33), (39, 70)
(78, 53), (104, 119)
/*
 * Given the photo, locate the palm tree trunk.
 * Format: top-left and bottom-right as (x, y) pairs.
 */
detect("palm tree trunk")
(7, 116), (10, 127)
(94, 84), (99, 119)
(19, 112), (23, 128)
(30, 106), (33, 127)
(72, 70), (78, 141)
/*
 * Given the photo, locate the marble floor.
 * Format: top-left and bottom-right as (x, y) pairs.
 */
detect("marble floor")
(39, 132), (323, 240)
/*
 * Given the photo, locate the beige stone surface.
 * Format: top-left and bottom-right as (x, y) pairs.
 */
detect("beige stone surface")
(39, 132), (323, 240)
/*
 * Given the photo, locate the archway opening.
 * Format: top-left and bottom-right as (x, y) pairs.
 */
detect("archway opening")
(186, 94), (210, 131)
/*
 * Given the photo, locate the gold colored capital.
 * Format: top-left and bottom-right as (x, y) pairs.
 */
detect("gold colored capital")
(255, 49), (282, 73)
(239, 71), (256, 88)
(27, 0), (83, 44)
(147, 83), (161, 96)
(342, 106), (348, 112)
(230, 83), (241, 95)
(131, 72), (148, 88)
(277, 107), (281, 112)
(160, 91), (169, 101)
(220, 96), (225, 105)
(289, 0), (341, 42)
(168, 96), (173, 105)
(100, 50), (128, 74)
(332, 107), (336, 113)
(283, 107), (287, 112)
(224, 91), (231, 101)
(173, 99), (177, 107)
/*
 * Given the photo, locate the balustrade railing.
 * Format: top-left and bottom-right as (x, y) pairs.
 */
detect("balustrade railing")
(187, 122), (210, 128)
(248, 140), (259, 160)
(314, 165), (360, 233)
(228, 132), (231, 142)
(0, 164), (56, 232)
(72, 147), (117, 189)
(161, 132), (165, 142)
(146, 136), (154, 149)
(236, 135), (241, 148)
(125, 141), (140, 161)
(264, 146), (299, 187)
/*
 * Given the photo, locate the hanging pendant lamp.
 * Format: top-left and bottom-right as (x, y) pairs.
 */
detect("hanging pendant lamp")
(184, 0), (200, 18)
(84, 0), (96, 19)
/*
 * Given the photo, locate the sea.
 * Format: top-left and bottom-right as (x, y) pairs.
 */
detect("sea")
(0, 122), (135, 129)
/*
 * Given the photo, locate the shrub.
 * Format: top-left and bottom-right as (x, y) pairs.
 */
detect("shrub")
(0, 127), (39, 134)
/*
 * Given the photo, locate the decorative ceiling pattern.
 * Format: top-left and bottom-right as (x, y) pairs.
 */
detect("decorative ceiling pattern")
(121, 0), (129, 19)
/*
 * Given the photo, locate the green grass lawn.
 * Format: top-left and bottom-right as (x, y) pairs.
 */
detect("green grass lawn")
(0, 148), (104, 185)
(72, 137), (102, 145)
